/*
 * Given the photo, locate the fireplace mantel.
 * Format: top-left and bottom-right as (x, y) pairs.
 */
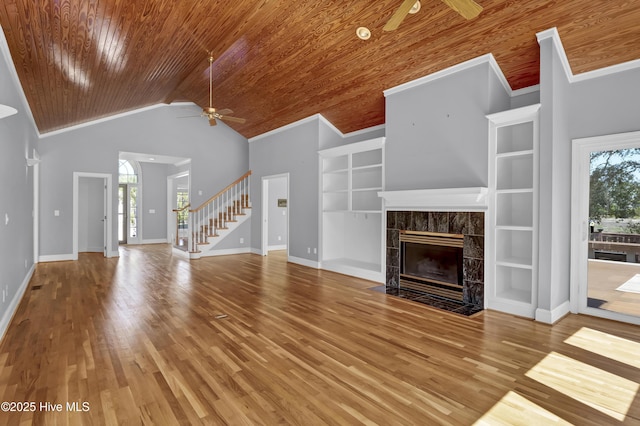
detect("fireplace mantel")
(378, 187), (488, 211)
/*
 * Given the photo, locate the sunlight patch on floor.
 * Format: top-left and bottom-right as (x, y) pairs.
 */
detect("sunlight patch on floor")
(526, 351), (638, 421)
(473, 391), (572, 425)
(565, 327), (640, 369)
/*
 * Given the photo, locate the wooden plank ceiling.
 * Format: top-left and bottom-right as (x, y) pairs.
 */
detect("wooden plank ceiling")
(1, 0), (639, 138)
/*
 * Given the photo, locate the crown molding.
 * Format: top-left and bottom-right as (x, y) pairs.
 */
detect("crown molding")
(537, 27), (640, 83)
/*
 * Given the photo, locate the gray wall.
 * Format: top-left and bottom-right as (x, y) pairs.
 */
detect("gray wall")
(37, 106), (248, 256)
(385, 62), (510, 191)
(249, 116), (387, 262)
(249, 119), (320, 261)
(0, 30), (38, 333)
(537, 36), (572, 315)
(140, 162), (168, 242)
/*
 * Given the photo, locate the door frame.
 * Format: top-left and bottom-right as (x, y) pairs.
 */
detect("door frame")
(571, 130), (640, 325)
(261, 173), (290, 256)
(118, 183), (128, 244)
(167, 171), (190, 246)
(73, 172), (113, 259)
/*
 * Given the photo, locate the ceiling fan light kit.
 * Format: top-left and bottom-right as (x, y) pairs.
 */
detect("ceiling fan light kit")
(384, 0), (481, 32)
(356, 26), (371, 40)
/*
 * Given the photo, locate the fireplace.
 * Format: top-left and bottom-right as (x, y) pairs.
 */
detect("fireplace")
(385, 211), (484, 313)
(399, 231), (464, 301)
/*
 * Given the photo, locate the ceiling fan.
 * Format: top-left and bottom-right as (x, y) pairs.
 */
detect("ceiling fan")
(383, 0), (482, 31)
(199, 55), (246, 126)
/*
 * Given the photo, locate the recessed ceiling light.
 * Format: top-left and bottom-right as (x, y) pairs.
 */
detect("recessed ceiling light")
(409, 1), (421, 14)
(149, 157), (155, 161)
(356, 26), (371, 40)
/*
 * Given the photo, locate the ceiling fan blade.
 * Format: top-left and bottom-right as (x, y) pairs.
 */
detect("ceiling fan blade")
(209, 118), (217, 126)
(219, 115), (246, 124)
(441, 0), (482, 19)
(384, 0), (418, 31)
(216, 108), (233, 115)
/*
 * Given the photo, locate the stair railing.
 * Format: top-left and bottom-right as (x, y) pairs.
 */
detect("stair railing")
(188, 170), (252, 252)
(172, 203), (190, 250)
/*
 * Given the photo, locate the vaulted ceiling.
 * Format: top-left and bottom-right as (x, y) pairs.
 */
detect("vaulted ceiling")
(1, 1), (639, 138)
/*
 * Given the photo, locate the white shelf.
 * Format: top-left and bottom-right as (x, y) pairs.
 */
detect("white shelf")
(319, 138), (385, 283)
(487, 104), (539, 318)
(496, 149), (534, 158)
(496, 259), (533, 269)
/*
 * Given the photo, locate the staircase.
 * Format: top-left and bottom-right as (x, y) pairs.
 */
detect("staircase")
(173, 171), (252, 259)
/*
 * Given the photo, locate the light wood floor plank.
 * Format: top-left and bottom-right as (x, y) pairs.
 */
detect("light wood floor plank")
(0, 245), (639, 425)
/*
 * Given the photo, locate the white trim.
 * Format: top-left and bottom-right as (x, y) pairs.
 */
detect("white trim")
(249, 113), (386, 144)
(171, 247), (190, 259)
(268, 244), (287, 251)
(261, 173), (290, 257)
(249, 114), (322, 143)
(73, 172), (114, 260)
(39, 103), (193, 138)
(342, 124), (385, 138)
(142, 239), (168, 244)
(288, 255), (320, 269)
(571, 130), (640, 325)
(486, 103), (541, 125)
(0, 264), (34, 344)
(0, 24), (39, 136)
(535, 301), (570, 324)
(250, 247), (263, 255)
(318, 137), (385, 157)
(384, 53), (512, 97)
(39, 254), (75, 262)
(0, 104), (17, 119)
(378, 187), (488, 211)
(32, 149), (40, 264)
(537, 27), (640, 84)
(199, 247), (252, 257)
(511, 84), (540, 97)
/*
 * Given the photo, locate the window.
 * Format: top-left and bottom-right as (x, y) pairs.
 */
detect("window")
(118, 159), (138, 184)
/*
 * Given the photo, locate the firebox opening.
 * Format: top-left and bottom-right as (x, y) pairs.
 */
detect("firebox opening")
(399, 231), (464, 301)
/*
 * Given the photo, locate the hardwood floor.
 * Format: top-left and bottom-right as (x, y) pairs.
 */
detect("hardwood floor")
(1, 245), (639, 425)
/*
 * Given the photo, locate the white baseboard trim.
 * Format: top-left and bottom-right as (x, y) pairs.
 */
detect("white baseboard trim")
(142, 239), (168, 244)
(200, 247), (252, 258)
(171, 247), (190, 259)
(288, 255), (320, 269)
(535, 301), (571, 324)
(250, 247), (264, 256)
(0, 264), (35, 343)
(39, 253), (74, 262)
(268, 244), (287, 251)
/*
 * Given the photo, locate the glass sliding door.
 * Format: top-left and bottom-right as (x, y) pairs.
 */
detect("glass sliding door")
(572, 132), (640, 325)
(587, 148), (640, 318)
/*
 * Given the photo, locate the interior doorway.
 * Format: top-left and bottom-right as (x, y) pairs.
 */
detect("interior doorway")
(261, 174), (289, 256)
(167, 171), (190, 249)
(118, 159), (140, 245)
(73, 172), (113, 259)
(571, 131), (640, 325)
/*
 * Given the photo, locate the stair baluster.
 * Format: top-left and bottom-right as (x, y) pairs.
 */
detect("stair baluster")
(185, 171), (252, 254)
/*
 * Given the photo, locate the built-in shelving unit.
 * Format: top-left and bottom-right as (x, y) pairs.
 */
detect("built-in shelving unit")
(319, 137), (385, 282)
(486, 104), (540, 318)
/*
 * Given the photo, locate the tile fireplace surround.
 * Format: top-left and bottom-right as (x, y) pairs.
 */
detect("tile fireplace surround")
(379, 188), (488, 315)
(386, 210), (484, 311)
